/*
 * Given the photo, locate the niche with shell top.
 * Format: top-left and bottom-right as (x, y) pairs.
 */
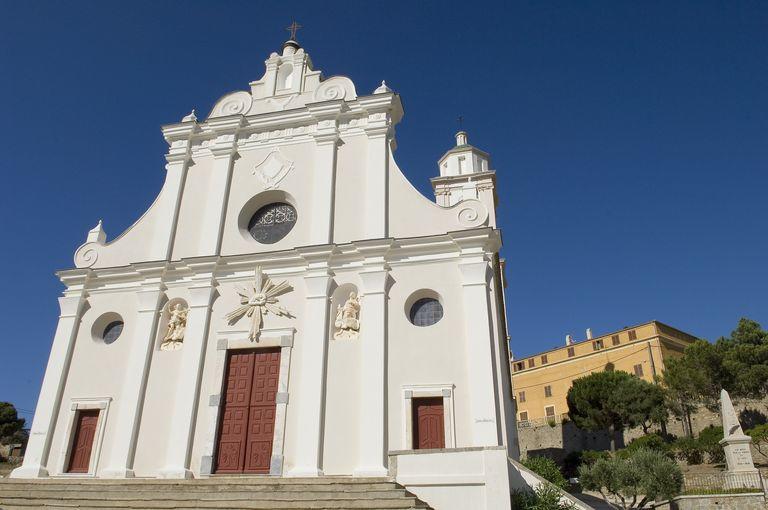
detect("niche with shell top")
(330, 283), (361, 341)
(156, 298), (189, 352)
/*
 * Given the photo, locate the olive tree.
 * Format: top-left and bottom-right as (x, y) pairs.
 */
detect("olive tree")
(578, 449), (683, 510)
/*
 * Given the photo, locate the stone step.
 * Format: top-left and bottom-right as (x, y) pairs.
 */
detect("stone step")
(0, 477), (433, 510)
(0, 489), (412, 501)
(0, 477), (392, 486)
(0, 482), (400, 493)
(0, 497), (429, 509)
(0, 506), (428, 510)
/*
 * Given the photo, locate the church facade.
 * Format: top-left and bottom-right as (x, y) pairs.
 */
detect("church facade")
(14, 36), (522, 509)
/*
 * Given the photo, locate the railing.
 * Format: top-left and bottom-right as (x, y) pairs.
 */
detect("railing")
(517, 414), (570, 428)
(682, 472), (764, 495)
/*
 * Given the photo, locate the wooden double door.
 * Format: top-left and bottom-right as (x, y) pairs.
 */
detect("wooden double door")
(214, 348), (281, 474)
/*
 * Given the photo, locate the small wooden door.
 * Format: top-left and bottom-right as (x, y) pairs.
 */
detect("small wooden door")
(413, 397), (445, 450)
(67, 409), (99, 473)
(215, 349), (280, 474)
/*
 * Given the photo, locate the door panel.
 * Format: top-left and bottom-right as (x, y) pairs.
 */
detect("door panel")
(215, 349), (280, 474)
(244, 350), (280, 473)
(67, 409), (99, 473)
(214, 352), (255, 473)
(413, 397), (445, 450)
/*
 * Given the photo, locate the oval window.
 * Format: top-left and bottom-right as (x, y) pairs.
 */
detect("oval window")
(248, 202), (297, 244)
(409, 298), (444, 327)
(103, 321), (124, 344)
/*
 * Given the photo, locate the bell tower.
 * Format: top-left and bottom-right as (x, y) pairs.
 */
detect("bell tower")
(431, 130), (498, 226)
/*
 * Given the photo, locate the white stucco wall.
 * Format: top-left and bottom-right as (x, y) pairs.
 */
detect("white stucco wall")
(47, 292), (136, 476)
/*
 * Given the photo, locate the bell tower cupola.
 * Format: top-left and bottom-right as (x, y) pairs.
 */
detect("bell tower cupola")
(431, 130), (498, 225)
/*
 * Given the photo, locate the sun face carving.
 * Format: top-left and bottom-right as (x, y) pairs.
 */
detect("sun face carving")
(224, 266), (293, 341)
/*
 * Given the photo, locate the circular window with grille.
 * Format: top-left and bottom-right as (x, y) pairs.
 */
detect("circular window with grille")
(92, 312), (124, 344)
(409, 297), (444, 327)
(247, 202), (297, 244)
(102, 321), (124, 344)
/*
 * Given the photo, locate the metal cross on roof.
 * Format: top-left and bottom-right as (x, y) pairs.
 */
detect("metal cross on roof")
(286, 20), (302, 40)
(457, 115), (464, 130)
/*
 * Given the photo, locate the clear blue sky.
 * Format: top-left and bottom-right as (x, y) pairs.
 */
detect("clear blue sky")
(1, 1), (766, 422)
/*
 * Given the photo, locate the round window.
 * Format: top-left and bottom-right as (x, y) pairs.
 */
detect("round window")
(247, 202), (297, 244)
(409, 298), (444, 327)
(102, 321), (124, 344)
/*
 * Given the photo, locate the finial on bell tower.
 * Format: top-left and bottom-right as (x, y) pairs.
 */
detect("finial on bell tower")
(282, 20), (303, 55)
(455, 116), (468, 145)
(286, 20), (302, 40)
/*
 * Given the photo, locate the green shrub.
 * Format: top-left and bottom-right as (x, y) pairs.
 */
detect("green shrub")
(563, 449), (611, 478)
(626, 433), (671, 453)
(522, 456), (568, 490)
(581, 449), (611, 465)
(672, 437), (704, 465)
(619, 433), (675, 460)
(747, 423), (768, 459)
(511, 484), (576, 510)
(697, 425), (725, 464)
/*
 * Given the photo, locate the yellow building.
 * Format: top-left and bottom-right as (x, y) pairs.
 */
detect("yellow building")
(511, 321), (698, 424)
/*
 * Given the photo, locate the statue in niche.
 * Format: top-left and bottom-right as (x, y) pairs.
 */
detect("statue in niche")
(160, 304), (188, 351)
(334, 292), (361, 340)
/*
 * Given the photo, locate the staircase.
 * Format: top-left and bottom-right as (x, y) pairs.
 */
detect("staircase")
(0, 477), (434, 510)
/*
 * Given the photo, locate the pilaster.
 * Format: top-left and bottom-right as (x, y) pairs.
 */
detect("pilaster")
(197, 117), (242, 256)
(261, 57), (280, 96)
(308, 102), (343, 245)
(288, 247), (334, 477)
(363, 113), (391, 239)
(160, 262), (217, 479)
(457, 253), (501, 447)
(11, 272), (90, 478)
(103, 264), (166, 478)
(354, 239), (393, 476)
(158, 120), (197, 260)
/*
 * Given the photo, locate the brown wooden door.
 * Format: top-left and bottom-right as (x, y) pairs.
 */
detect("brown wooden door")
(413, 397), (445, 450)
(215, 349), (280, 474)
(67, 409), (99, 473)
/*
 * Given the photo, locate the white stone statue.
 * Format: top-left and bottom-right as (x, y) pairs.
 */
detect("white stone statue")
(333, 292), (361, 340)
(719, 389), (759, 485)
(160, 304), (187, 351)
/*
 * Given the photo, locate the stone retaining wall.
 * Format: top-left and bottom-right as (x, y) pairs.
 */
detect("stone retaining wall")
(652, 493), (767, 510)
(518, 398), (768, 462)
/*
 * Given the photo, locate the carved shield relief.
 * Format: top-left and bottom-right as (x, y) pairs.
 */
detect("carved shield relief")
(252, 150), (294, 189)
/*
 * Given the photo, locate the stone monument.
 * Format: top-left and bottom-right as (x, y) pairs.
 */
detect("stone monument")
(719, 389), (760, 488)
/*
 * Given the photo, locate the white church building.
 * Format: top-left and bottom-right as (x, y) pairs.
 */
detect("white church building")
(13, 34), (534, 510)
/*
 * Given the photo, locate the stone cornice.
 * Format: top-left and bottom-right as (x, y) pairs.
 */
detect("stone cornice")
(161, 121), (201, 143)
(55, 228), (502, 290)
(161, 93), (404, 151)
(430, 170), (497, 186)
(55, 268), (91, 294)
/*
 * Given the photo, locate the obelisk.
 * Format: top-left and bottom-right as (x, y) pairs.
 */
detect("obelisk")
(719, 389), (759, 488)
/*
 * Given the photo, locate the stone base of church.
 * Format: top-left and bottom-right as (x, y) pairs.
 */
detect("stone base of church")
(9, 464), (49, 479)
(100, 469), (135, 478)
(389, 446), (515, 510)
(157, 467), (195, 479)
